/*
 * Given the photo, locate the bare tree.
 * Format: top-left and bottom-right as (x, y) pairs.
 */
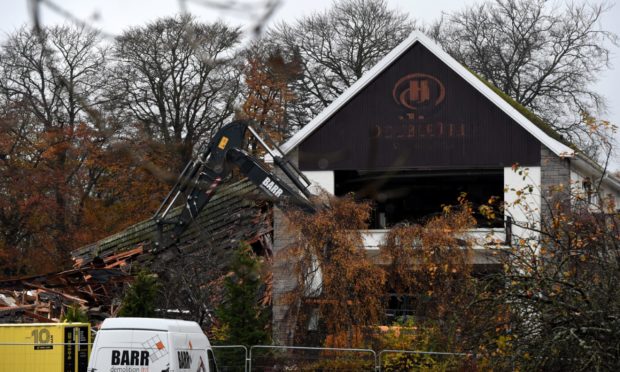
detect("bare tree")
(268, 0), (414, 128)
(0, 25), (110, 129)
(158, 241), (224, 329)
(491, 162), (620, 370)
(111, 15), (242, 168)
(430, 0), (617, 154)
(0, 25), (113, 274)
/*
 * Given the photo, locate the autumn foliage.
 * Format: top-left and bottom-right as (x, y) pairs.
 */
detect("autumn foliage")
(383, 203), (476, 321)
(0, 112), (170, 276)
(285, 195), (386, 345)
(0, 25), (189, 277)
(0, 113), (109, 275)
(282, 193), (504, 353)
(236, 47), (302, 158)
(240, 50), (299, 142)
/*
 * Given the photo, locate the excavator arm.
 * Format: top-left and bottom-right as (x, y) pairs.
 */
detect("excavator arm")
(152, 120), (315, 253)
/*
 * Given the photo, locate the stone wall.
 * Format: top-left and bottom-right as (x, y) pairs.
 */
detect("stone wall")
(540, 145), (571, 225)
(272, 148), (302, 345)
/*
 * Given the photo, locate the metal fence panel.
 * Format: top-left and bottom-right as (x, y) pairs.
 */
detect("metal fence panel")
(212, 345), (249, 372)
(250, 345), (377, 371)
(0, 342), (483, 372)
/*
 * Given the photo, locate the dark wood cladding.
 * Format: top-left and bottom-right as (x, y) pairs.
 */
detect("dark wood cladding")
(298, 43), (541, 171)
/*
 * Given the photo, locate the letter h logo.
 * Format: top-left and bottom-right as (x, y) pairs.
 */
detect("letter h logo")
(408, 79), (430, 103)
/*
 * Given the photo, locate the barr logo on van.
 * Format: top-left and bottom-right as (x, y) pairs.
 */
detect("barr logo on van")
(111, 350), (150, 366)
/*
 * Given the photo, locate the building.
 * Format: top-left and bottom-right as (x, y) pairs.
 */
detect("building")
(59, 31), (619, 342)
(270, 31), (620, 344)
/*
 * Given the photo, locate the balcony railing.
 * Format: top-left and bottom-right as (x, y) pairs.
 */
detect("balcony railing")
(361, 217), (512, 251)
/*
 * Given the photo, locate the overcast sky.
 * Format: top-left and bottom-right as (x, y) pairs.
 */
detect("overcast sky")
(1, 0), (619, 168)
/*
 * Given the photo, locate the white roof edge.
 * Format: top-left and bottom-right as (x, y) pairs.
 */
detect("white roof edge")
(100, 317), (203, 333)
(280, 30), (575, 158)
(572, 154), (620, 193)
(280, 31), (421, 153)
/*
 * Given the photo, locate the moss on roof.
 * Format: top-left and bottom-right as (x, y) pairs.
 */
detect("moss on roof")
(466, 70), (620, 185)
(465, 67), (576, 151)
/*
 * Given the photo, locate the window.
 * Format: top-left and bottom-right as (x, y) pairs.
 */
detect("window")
(207, 349), (218, 372)
(335, 169), (504, 229)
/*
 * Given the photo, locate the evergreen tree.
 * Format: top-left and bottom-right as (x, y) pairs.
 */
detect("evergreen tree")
(216, 244), (270, 346)
(119, 269), (160, 317)
(61, 304), (89, 323)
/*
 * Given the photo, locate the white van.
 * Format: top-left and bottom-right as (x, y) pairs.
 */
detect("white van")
(88, 318), (217, 372)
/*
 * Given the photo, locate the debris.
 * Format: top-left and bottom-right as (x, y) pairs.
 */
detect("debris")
(0, 180), (273, 323)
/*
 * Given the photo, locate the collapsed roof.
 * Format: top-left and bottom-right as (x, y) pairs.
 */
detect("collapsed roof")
(0, 179), (273, 323)
(72, 179), (273, 268)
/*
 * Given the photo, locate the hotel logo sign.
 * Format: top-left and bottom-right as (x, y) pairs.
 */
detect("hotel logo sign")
(392, 73), (445, 119)
(369, 72), (463, 140)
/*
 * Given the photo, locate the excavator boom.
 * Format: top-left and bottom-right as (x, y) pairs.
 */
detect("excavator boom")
(152, 120), (315, 252)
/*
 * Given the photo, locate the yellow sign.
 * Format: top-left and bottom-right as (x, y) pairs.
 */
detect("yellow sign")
(0, 323), (90, 372)
(217, 136), (229, 150)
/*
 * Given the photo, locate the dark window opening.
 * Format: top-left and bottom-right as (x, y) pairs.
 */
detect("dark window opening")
(384, 267), (503, 324)
(385, 293), (417, 324)
(335, 169), (504, 229)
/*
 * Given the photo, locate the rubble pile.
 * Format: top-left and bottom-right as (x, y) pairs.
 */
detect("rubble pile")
(0, 180), (273, 323)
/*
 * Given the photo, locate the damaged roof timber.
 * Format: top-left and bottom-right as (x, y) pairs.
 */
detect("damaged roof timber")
(72, 179), (273, 268)
(0, 179), (273, 323)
